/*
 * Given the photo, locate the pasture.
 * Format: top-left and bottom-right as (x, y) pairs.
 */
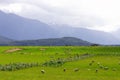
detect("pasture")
(0, 46), (120, 80)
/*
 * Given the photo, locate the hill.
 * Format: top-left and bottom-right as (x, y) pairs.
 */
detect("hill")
(5, 37), (93, 46)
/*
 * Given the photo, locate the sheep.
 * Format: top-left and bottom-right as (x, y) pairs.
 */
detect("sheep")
(95, 69), (98, 73)
(97, 62), (100, 65)
(89, 63), (92, 66)
(87, 69), (91, 71)
(104, 67), (109, 70)
(118, 62), (120, 65)
(74, 68), (79, 72)
(63, 68), (66, 72)
(89, 60), (95, 66)
(99, 65), (104, 69)
(112, 68), (117, 71)
(41, 70), (45, 74)
(92, 60), (95, 63)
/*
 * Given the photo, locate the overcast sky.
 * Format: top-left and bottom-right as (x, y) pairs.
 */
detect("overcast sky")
(0, 0), (120, 32)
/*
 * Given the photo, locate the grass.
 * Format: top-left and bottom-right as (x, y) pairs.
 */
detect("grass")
(0, 46), (120, 80)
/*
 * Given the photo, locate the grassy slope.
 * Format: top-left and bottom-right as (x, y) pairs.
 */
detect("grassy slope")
(0, 46), (120, 80)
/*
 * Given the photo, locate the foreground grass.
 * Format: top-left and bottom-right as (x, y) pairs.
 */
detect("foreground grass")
(0, 46), (120, 80)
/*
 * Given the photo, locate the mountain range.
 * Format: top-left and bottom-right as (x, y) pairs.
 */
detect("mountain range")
(0, 11), (120, 45)
(0, 35), (13, 44)
(2, 37), (92, 46)
(52, 25), (120, 44)
(112, 29), (120, 40)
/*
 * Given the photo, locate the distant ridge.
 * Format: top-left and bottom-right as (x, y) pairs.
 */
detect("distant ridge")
(0, 35), (13, 44)
(2, 37), (93, 46)
(0, 11), (58, 40)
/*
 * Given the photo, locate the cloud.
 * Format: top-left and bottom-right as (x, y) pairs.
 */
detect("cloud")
(0, 0), (120, 32)
(0, 3), (22, 13)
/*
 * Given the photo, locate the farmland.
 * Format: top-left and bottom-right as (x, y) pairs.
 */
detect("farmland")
(0, 46), (120, 80)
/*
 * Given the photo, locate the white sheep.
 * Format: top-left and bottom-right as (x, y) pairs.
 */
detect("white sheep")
(41, 70), (45, 74)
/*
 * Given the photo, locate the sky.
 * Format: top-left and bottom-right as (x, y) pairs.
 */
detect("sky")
(0, 0), (120, 32)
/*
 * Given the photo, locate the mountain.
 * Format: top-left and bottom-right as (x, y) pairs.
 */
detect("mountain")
(52, 25), (120, 44)
(0, 35), (13, 44)
(0, 11), (58, 40)
(0, 11), (120, 44)
(5, 37), (93, 46)
(112, 29), (120, 40)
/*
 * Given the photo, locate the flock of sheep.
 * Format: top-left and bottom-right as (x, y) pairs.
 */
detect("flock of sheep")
(41, 68), (79, 74)
(41, 60), (119, 74)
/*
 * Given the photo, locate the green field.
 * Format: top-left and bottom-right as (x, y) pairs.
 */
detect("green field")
(0, 46), (120, 80)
